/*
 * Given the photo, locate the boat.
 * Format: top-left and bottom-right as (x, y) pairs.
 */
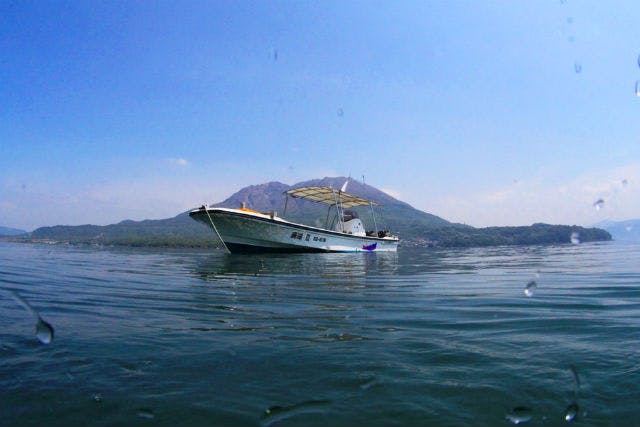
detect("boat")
(189, 183), (399, 253)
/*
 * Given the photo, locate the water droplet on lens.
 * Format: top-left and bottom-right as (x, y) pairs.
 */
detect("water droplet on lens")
(570, 232), (580, 244)
(337, 108), (344, 117)
(524, 280), (537, 297)
(574, 62), (582, 73)
(506, 406), (533, 424)
(359, 377), (378, 390)
(9, 291), (54, 344)
(637, 54), (640, 69)
(265, 405), (283, 416)
(635, 81), (640, 97)
(564, 402), (579, 422)
(622, 179), (628, 187)
(568, 365), (581, 396)
(593, 198), (605, 210)
(566, 17), (573, 24)
(261, 400), (330, 427)
(35, 318), (54, 344)
(626, 226), (633, 232)
(137, 408), (155, 419)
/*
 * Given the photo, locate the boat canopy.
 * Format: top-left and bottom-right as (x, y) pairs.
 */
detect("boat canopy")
(285, 186), (378, 208)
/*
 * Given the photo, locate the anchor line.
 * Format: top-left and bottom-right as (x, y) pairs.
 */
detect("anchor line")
(204, 206), (230, 253)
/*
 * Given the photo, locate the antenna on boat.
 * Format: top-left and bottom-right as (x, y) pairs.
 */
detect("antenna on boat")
(340, 178), (349, 193)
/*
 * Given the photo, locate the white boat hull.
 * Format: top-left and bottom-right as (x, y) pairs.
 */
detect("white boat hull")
(189, 207), (399, 253)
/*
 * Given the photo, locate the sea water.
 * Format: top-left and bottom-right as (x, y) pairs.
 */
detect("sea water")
(1, 241), (639, 426)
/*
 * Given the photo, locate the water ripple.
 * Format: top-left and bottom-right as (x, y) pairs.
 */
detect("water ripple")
(1, 241), (640, 425)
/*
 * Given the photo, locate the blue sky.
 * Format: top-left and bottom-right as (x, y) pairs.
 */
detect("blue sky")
(2, 0), (640, 230)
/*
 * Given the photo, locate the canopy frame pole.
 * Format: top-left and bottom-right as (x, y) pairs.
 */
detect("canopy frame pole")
(283, 194), (289, 217)
(370, 202), (378, 235)
(331, 189), (344, 232)
(325, 205), (332, 229)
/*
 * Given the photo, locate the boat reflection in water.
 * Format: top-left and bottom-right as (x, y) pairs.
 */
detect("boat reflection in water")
(192, 251), (399, 282)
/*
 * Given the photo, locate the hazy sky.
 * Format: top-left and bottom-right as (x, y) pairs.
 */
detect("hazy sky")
(2, 1), (640, 231)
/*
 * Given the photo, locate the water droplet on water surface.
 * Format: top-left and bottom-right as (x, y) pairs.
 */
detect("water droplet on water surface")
(524, 280), (537, 297)
(593, 198), (605, 210)
(564, 402), (579, 422)
(570, 232), (580, 244)
(506, 406), (533, 424)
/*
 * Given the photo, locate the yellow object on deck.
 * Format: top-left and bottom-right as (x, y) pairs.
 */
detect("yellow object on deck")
(239, 206), (261, 214)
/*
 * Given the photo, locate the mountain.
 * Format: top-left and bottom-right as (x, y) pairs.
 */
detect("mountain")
(24, 177), (611, 248)
(27, 177), (451, 246)
(214, 177), (452, 235)
(595, 219), (640, 241)
(0, 226), (27, 237)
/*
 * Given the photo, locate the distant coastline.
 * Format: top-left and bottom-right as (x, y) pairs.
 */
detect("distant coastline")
(0, 226), (27, 237)
(1, 177), (613, 249)
(1, 223), (612, 250)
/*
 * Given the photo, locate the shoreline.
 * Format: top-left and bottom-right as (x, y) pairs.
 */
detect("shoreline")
(0, 235), (613, 250)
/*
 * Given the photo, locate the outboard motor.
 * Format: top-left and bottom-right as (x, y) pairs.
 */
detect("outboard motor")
(334, 210), (366, 236)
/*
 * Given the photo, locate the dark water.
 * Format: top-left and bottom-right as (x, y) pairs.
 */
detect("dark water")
(1, 241), (639, 426)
